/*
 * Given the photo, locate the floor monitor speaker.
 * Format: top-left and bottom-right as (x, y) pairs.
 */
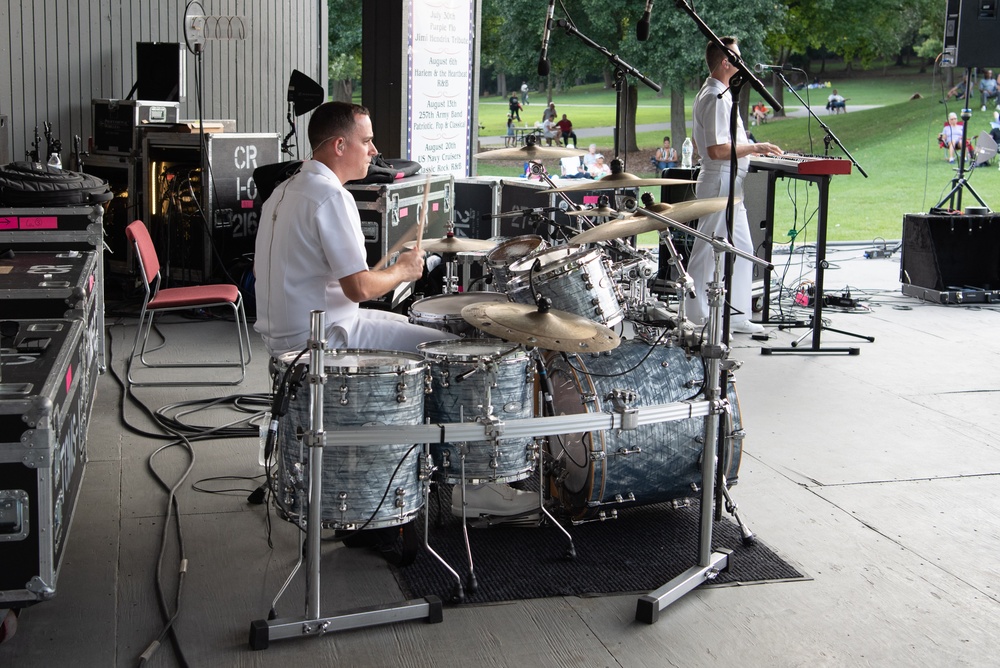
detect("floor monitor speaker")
(901, 213), (1000, 290)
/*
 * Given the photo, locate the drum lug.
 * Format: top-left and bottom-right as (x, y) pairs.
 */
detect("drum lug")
(613, 446), (642, 457)
(338, 491), (349, 514)
(396, 379), (408, 403)
(339, 383), (349, 406)
(605, 388), (639, 430)
(424, 370), (434, 394)
(589, 450), (606, 462)
(394, 487), (406, 509)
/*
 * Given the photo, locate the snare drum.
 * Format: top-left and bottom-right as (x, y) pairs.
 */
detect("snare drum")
(545, 340), (742, 520)
(408, 292), (511, 338)
(419, 339), (535, 484)
(274, 349), (426, 530)
(486, 235), (547, 291)
(506, 246), (624, 327)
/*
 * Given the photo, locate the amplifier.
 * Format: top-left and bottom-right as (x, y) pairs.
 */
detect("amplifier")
(0, 319), (91, 607)
(901, 213), (1000, 292)
(91, 99), (180, 156)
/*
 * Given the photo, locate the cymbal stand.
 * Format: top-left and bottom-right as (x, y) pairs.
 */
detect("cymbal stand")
(249, 311), (443, 651)
(632, 210), (770, 625)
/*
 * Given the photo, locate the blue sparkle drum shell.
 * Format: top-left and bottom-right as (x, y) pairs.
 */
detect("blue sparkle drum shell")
(418, 338), (535, 484)
(544, 340), (742, 520)
(274, 349), (426, 530)
(506, 246), (625, 327)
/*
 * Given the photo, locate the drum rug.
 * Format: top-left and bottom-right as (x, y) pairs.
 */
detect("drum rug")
(393, 492), (808, 605)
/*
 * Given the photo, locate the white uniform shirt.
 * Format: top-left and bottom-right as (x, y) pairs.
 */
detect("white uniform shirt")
(692, 76), (749, 183)
(253, 160), (369, 357)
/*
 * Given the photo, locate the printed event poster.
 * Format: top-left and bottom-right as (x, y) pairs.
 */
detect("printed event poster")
(408, 0), (476, 177)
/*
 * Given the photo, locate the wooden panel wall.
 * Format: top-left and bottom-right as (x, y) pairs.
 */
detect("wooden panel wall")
(0, 0), (327, 164)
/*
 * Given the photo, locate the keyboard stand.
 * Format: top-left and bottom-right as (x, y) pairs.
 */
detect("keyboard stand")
(758, 172), (873, 355)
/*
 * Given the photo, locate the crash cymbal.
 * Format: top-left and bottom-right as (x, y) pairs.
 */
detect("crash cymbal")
(473, 144), (587, 160)
(570, 217), (669, 244)
(404, 236), (497, 254)
(638, 196), (737, 224)
(541, 171), (697, 193)
(461, 302), (621, 353)
(563, 205), (622, 217)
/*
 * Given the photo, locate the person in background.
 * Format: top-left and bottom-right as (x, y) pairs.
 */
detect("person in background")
(652, 136), (679, 171)
(583, 143), (602, 169)
(508, 93), (521, 122)
(945, 72), (973, 102)
(542, 102), (557, 123)
(540, 117), (559, 145)
(505, 115), (515, 147)
(751, 102), (770, 125)
(979, 70), (998, 111)
(685, 36), (783, 335)
(588, 155), (611, 179)
(939, 111), (965, 164)
(555, 114), (577, 147)
(520, 81), (529, 105)
(826, 89), (846, 113)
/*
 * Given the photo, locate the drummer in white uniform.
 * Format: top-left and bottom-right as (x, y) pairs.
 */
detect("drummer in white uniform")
(684, 37), (782, 335)
(254, 102), (449, 357)
(254, 102), (533, 518)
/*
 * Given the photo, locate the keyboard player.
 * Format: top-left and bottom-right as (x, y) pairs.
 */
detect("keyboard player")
(687, 36), (783, 335)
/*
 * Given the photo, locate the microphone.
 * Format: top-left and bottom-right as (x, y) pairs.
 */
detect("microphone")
(636, 1), (654, 41)
(754, 63), (796, 73)
(538, 0), (555, 76)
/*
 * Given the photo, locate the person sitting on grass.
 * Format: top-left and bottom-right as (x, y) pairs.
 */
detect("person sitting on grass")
(979, 70), (999, 111)
(752, 102), (770, 125)
(588, 155), (611, 179)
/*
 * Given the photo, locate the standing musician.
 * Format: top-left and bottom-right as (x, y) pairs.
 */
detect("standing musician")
(685, 36), (783, 335)
(254, 102), (451, 358)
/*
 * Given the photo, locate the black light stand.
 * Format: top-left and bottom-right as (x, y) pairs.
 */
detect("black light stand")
(936, 67), (990, 211)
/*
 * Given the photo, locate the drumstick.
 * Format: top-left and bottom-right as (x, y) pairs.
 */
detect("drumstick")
(377, 221), (419, 269)
(415, 174), (431, 253)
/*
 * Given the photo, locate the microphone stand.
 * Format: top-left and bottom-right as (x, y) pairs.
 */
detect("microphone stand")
(553, 18), (661, 170)
(935, 67), (989, 211)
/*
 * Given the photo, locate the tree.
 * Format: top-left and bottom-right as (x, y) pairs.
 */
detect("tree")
(328, 0), (362, 102)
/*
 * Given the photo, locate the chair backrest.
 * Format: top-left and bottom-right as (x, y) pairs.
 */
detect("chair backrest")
(560, 156), (582, 175)
(125, 220), (160, 285)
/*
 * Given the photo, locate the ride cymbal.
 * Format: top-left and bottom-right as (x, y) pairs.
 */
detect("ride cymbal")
(473, 144), (587, 160)
(570, 217), (669, 244)
(461, 302), (621, 353)
(638, 196), (737, 224)
(404, 236), (497, 253)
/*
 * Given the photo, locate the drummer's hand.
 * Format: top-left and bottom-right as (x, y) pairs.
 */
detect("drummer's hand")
(751, 142), (783, 157)
(395, 248), (426, 281)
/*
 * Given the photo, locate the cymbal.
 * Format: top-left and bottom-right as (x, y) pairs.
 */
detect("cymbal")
(404, 236), (497, 253)
(571, 217), (669, 245)
(541, 171), (697, 193)
(473, 144), (587, 160)
(461, 302), (621, 353)
(563, 205), (622, 217)
(638, 196), (737, 224)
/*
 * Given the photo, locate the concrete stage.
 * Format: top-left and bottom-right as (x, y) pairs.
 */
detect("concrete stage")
(2, 244), (998, 667)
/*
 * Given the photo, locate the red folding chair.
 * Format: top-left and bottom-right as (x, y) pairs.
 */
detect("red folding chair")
(124, 220), (252, 386)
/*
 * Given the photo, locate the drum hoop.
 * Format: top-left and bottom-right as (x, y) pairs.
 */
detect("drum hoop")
(549, 352), (605, 513)
(508, 245), (600, 276)
(311, 348), (426, 376)
(486, 234), (545, 265)
(419, 339), (528, 362)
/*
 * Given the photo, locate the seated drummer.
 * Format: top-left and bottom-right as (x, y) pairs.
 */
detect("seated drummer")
(254, 101), (450, 357)
(254, 102), (533, 519)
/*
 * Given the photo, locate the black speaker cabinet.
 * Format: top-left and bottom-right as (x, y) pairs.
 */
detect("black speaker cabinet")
(901, 213), (1000, 290)
(657, 167), (699, 280)
(136, 42), (185, 101)
(944, 0), (1000, 69)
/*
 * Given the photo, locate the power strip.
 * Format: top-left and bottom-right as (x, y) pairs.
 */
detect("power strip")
(864, 248), (893, 259)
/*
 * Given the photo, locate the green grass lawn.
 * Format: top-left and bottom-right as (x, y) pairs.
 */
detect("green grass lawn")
(475, 70), (996, 242)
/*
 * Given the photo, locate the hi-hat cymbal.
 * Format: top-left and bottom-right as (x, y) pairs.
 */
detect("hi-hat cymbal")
(638, 196), (737, 224)
(541, 171), (697, 193)
(461, 302), (621, 353)
(563, 205), (622, 217)
(571, 217), (669, 244)
(404, 236), (497, 254)
(473, 144), (587, 160)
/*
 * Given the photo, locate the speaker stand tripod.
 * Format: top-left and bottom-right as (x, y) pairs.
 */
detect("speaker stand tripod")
(936, 68), (991, 212)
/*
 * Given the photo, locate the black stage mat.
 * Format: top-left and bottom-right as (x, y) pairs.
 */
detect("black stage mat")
(394, 494), (808, 605)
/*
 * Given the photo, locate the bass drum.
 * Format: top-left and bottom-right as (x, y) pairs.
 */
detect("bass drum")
(274, 349), (426, 530)
(544, 340), (742, 520)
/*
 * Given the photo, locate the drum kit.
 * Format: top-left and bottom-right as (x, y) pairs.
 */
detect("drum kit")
(260, 142), (770, 641)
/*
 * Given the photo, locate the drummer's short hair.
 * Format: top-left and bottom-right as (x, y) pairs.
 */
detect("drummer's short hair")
(706, 36), (738, 72)
(308, 102), (370, 150)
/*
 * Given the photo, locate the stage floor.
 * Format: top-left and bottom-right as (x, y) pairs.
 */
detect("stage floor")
(3, 244), (999, 667)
